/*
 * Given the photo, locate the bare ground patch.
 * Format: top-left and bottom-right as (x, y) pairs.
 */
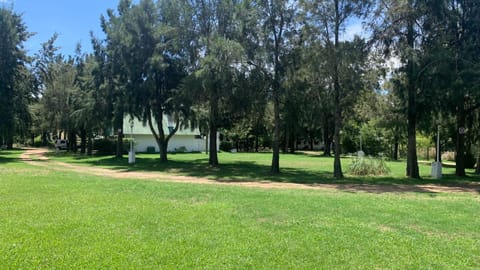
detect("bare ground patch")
(19, 148), (480, 194)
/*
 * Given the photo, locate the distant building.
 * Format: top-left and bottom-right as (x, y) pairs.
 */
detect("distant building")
(123, 116), (219, 153)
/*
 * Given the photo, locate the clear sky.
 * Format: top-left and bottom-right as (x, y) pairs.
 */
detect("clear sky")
(4, 0), (120, 56)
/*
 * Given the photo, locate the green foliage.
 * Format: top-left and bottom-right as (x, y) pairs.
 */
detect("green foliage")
(219, 141), (233, 152)
(0, 7), (31, 148)
(93, 138), (130, 156)
(349, 156), (391, 176)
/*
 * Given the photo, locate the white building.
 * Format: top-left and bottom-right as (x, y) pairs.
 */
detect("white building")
(123, 116), (219, 153)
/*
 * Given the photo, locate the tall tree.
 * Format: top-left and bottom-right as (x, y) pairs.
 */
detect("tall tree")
(0, 7), (30, 149)
(249, 0), (296, 173)
(186, 0), (247, 166)
(301, 0), (371, 178)
(371, 0), (446, 178)
(439, 1), (480, 176)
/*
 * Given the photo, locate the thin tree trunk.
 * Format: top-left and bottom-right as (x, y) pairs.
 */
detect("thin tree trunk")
(6, 135), (13, 150)
(405, 5), (420, 178)
(115, 115), (124, 158)
(87, 132), (93, 156)
(455, 100), (466, 176)
(271, 87), (280, 174)
(393, 136), (399, 161)
(209, 96), (219, 166)
(475, 153), (480, 174)
(323, 123), (332, 156)
(209, 125), (218, 166)
(333, 0), (343, 179)
(80, 128), (86, 154)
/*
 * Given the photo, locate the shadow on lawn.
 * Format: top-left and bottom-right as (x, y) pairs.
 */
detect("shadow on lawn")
(52, 153), (480, 193)
(0, 150), (21, 164)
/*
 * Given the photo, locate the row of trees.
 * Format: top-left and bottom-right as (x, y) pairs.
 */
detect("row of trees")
(1, 0), (479, 179)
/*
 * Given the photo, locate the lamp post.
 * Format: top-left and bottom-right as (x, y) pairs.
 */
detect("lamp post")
(128, 118), (135, 164)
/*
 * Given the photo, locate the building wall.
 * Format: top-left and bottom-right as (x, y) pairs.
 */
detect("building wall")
(131, 134), (219, 153)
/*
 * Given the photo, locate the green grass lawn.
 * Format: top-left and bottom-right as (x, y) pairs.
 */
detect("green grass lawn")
(1, 149), (479, 269)
(47, 150), (480, 187)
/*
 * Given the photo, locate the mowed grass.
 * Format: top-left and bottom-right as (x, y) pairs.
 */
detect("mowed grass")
(48, 150), (480, 187)
(1, 149), (479, 269)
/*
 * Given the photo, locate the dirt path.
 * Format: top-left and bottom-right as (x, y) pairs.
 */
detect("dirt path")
(19, 148), (480, 194)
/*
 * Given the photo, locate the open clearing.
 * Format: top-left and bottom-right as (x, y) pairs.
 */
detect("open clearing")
(19, 148), (480, 194)
(1, 149), (479, 269)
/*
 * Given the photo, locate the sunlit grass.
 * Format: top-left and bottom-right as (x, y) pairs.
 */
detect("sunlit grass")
(0, 149), (479, 269)
(47, 150), (480, 186)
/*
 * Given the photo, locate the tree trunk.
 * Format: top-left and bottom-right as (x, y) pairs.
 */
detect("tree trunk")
(323, 124), (332, 156)
(393, 136), (399, 161)
(332, 0), (343, 179)
(6, 135), (13, 150)
(80, 128), (86, 154)
(406, 110), (419, 178)
(455, 100), (466, 177)
(475, 153), (480, 174)
(209, 125), (218, 166)
(405, 9), (420, 179)
(115, 115), (124, 158)
(209, 96), (219, 166)
(333, 100), (343, 179)
(158, 127), (168, 163)
(271, 87), (280, 174)
(87, 132), (93, 156)
(68, 131), (77, 153)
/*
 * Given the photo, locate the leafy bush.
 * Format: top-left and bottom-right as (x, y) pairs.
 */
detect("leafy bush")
(349, 156), (390, 176)
(465, 151), (476, 169)
(220, 141), (233, 152)
(175, 146), (187, 153)
(93, 138), (131, 156)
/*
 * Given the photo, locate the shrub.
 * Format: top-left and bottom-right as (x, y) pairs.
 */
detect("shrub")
(93, 138), (133, 156)
(441, 151), (455, 161)
(220, 141), (233, 152)
(349, 156), (390, 176)
(175, 146), (187, 153)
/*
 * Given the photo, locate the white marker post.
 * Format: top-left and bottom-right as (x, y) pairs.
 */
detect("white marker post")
(128, 118), (135, 164)
(431, 125), (442, 178)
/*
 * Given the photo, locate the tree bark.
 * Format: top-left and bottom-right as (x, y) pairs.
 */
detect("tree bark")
(209, 125), (218, 166)
(323, 123), (332, 156)
(209, 94), (219, 166)
(87, 132), (93, 156)
(393, 136), (399, 161)
(271, 86), (280, 174)
(115, 115), (124, 158)
(332, 0), (343, 179)
(80, 128), (87, 154)
(405, 5), (420, 179)
(455, 100), (466, 176)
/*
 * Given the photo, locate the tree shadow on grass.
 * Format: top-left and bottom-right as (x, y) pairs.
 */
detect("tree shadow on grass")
(0, 151), (21, 164)
(55, 154), (480, 194)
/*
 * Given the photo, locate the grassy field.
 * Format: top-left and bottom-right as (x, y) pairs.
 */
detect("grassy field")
(1, 149), (479, 269)
(47, 150), (480, 187)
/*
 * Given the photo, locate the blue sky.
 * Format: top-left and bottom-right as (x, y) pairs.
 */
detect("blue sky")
(2, 0), (365, 57)
(4, 0), (120, 56)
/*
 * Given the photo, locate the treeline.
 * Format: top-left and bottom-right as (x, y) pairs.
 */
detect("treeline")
(1, 0), (479, 178)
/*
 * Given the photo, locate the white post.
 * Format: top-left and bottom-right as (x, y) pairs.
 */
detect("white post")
(431, 125), (442, 178)
(128, 119), (135, 164)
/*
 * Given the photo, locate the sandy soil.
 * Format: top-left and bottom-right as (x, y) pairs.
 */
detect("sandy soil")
(19, 148), (480, 194)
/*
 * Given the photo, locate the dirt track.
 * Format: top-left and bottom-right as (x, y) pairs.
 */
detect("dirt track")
(19, 148), (480, 194)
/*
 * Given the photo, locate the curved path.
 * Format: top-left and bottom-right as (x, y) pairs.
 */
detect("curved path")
(19, 148), (480, 194)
